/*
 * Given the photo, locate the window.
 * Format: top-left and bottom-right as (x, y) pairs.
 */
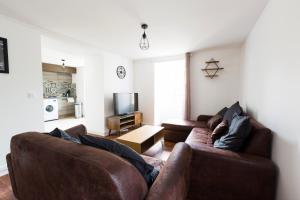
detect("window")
(154, 59), (185, 125)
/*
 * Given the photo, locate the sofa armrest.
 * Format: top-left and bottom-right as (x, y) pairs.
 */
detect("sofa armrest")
(65, 124), (87, 137)
(197, 115), (213, 122)
(6, 153), (19, 199)
(146, 143), (192, 200)
(188, 146), (278, 200)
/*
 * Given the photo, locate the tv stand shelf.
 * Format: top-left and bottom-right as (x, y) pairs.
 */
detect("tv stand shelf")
(120, 119), (135, 125)
(107, 112), (143, 135)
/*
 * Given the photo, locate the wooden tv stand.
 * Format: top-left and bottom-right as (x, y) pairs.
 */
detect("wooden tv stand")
(107, 112), (143, 135)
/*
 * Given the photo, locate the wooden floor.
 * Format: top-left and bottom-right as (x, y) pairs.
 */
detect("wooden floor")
(0, 134), (175, 199)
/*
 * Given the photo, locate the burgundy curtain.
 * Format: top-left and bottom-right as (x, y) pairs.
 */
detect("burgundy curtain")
(184, 53), (191, 120)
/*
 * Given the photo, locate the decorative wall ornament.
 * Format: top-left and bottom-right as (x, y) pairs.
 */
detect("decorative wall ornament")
(139, 23), (149, 50)
(201, 58), (224, 79)
(116, 66), (126, 79)
(0, 37), (9, 74)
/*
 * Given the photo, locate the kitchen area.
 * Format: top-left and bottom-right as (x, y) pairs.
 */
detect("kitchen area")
(42, 62), (85, 132)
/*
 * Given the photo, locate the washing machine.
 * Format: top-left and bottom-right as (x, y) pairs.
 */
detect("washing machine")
(43, 98), (59, 122)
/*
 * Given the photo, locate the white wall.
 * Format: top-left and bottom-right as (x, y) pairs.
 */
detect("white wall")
(83, 53), (134, 135)
(240, 0), (300, 199)
(133, 60), (155, 125)
(190, 45), (242, 119)
(103, 53), (133, 118)
(83, 55), (105, 135)
(0, 16), (44, 175)
(0, 15), (134, 176)
(72, 67), (85, 104)
(41, 37), (134, 135)
(133, 49), (242, 124)
(41, 47), (85, 67)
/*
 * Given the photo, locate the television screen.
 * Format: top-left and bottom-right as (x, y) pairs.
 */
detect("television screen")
(113, 93), (138, 115)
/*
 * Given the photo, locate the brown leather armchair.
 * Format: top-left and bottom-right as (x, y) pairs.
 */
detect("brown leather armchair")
(6, 125), (192, 200)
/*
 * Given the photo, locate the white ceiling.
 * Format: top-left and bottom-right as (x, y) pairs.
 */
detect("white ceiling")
(0, 0), (269, 59)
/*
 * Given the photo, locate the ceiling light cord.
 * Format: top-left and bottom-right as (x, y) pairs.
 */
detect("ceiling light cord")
(139, 24), (149, 50)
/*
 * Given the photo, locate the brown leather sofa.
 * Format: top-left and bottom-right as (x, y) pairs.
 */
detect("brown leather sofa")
(7, 125), (192, 200)
(162, 115), (278, 200)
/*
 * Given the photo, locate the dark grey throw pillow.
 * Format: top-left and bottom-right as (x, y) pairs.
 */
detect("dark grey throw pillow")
(49, 128), (81, 144)
(214, 113), (251, 152)
(223, 102), (243, 125)
(217, 107), (228, 118)
(79, 135), (158, 187)
(207, 115), (223, 130)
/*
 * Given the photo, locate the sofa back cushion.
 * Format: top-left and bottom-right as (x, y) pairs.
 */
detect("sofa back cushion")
(9, 132), (148, 200)
(64, 124), (87, 137)
(241, 118), (273, 158)
(224, 102), (243, 125)
(217, 107), (228, 117)
(207, 115), (223, 130)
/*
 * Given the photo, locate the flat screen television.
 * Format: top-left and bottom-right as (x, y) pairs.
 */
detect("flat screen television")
(113, 93), (138, 116)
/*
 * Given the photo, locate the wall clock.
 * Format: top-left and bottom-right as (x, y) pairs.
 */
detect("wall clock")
(116, 66), (126, 79)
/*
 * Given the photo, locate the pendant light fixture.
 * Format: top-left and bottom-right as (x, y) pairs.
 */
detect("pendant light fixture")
(139, 23), (149, 50)
(61, 59), (66, 68)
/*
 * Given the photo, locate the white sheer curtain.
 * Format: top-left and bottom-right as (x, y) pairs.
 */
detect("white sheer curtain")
(154, 59), (186, 125)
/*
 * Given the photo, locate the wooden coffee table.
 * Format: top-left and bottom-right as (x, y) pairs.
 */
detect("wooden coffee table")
(116, 125), (164, 153)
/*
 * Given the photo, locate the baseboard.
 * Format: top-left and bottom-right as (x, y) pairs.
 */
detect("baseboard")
(0, 164), (8, 176)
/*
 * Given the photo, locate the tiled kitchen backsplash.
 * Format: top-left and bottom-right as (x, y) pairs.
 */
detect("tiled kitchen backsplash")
(43, 72), (76, 98)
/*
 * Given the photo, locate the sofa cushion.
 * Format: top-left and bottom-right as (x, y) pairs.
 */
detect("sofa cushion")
(214, 114), (251, 151)
(197, 115), (213, 122)
(211, 120), (228, 142)
(162, 119), (207, 132)
(162, 119), (209, 143)
(185, 127), (213, 149)
(79, 135), (158, 187)
(207, 115), (223, 130)
(223, 102), (243, 125)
